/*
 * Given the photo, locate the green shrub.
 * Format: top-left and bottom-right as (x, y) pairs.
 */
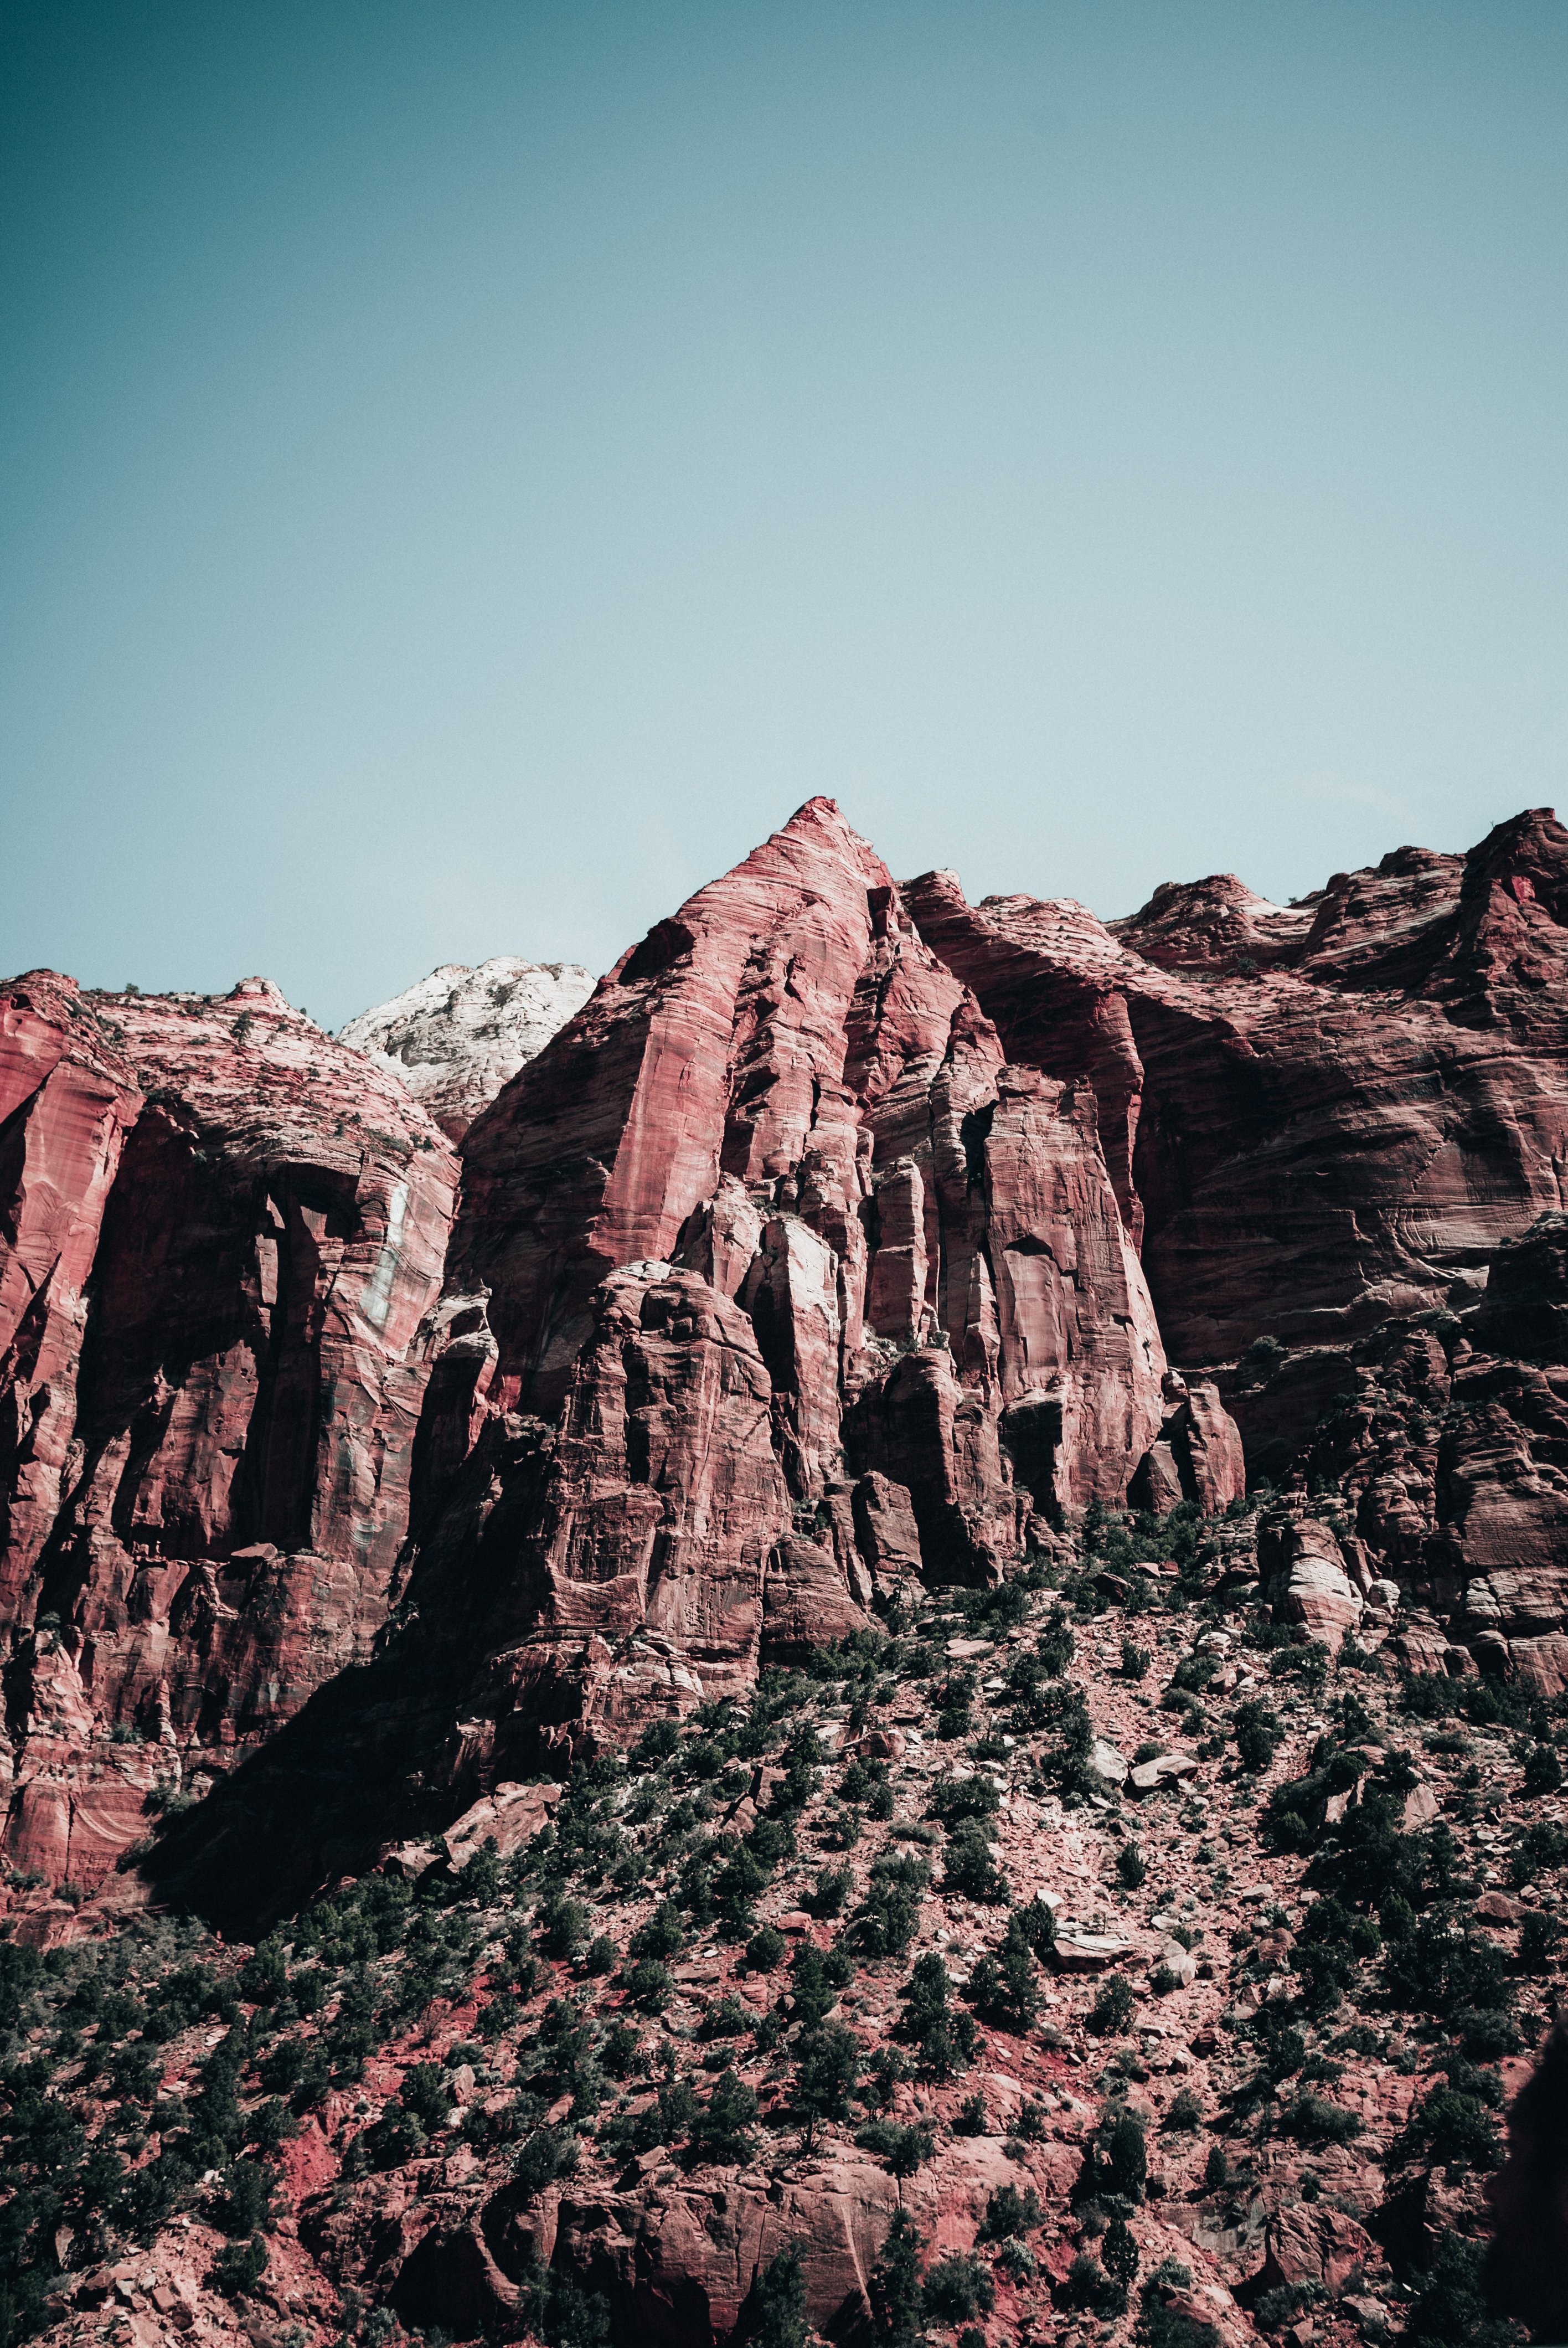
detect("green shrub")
(966, 1912), (1042, 2033)
(807, 1866), (853, 1918)
(1280, 2094), (1360, 2145)
(848, 1857), (926, 1958)
(978, 2182), (1043, 2239)
(929, 1773), (1000, 1825)
(630, 1901), (687, 1959)
(1397, 2088), (1500, 2175)
(690, 2067), (757, 2164)
(536, 1896), (589, 1958)
(943, 1820), (1009, 1904)
(899, 1954), (978, 2077)
(922, 2253), (994, 2323)
(1103, 2217), (1139, 2293)
(1087, 1974), (1136, 2036)
(868, 2208), (925, 2348)
(1404, 2232), (1519, 2348)
(512, 2124), (579, 2196)
(855, 2119), (935, 2175)
(1234, 1701), (1283, 1773)
(1519, 1910), (1559, 1973)
(399, 2062), (452, 2132)
(631, 1720), (680, 1769)
(747, 2245), (809, 2348)
(798, 1937), (852, 2020)
(216, 2158), (276, 2238)
(623, 1959), (675, 2011)
(792, 2024), (861, 2149)
(207, 2237), (267, 2301)
(1014, 1894), (1057, 1954)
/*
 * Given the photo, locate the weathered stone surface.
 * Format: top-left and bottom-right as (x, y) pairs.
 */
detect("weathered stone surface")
(440, 1780), (562, 1868)
(1133, 1379), (1247, 1517)
(13, 796), (1568, 1904)
(398, 799), (1172, 1759)
(0, 971), (460, 1889)
(904, 810), (1568, 1364)
(338, 957), (596, 1141)
(1255, 2202), (1385, 2298)
(761, 1535), (874, 1667)
(1258, 1516), (1364, 1650)
(1129, 1750), (1199, 1794)
(1053, 1930), (1138, 1970)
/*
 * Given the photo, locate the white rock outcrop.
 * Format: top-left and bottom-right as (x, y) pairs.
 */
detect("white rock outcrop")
(338, 957), (596, 1139)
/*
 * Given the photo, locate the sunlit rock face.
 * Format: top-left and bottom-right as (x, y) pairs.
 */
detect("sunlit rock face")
(338, 956), (596, 1141)
(8, 799), (1568, 1899)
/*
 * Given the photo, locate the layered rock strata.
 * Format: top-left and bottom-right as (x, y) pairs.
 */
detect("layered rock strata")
(904, 808), (1568, 1364)
(9, 799), (1568, 1901)
(0, 971), (458, 1887)
(390, 803), (1173, 1803)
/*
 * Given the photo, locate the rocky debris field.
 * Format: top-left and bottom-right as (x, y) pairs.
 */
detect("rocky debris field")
(4, 1501), (1559, 2348)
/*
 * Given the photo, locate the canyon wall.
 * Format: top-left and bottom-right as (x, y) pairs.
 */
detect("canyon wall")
(5, 799), (1568, 1902)
(0, 971), (458, 1889)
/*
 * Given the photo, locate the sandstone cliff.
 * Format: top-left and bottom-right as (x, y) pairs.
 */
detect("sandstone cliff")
(3, 801), (1568, 2348)
(6, 801), (1568, 1912)
(0, 971), (458, 1889)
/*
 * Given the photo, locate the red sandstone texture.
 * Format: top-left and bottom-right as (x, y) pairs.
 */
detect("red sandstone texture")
(7, 798), (1568, 1908)
(6, 799), (1568, 2348)
(0, 972), (458, 1889)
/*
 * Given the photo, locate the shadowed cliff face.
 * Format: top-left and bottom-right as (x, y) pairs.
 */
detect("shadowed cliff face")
(5, 801), (1568, 1925)
(0, 972), (459, 1893)
(904, 807), (1568, 1364)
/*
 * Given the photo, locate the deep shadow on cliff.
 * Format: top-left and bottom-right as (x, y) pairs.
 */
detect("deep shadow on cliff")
(7, 798), (1568, 1940)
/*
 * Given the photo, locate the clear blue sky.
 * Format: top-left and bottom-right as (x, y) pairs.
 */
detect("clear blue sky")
(4, 1), (1565, 1029)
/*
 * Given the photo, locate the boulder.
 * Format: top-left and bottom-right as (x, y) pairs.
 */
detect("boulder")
(1128, 1752), (1199, 1794)
(1259, 1517), (1364, 1650)
(1054, 1931), (1137, 1971)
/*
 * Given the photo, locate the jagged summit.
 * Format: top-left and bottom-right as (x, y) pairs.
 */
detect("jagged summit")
(1, 803), (1565, 2347)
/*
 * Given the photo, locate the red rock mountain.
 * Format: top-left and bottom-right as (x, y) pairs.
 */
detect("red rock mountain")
(4, 799), (1568, 1911)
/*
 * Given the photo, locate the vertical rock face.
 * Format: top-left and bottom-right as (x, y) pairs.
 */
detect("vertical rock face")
(903, 808), (1568, 1363)
(0, 972), (458, 1887)
(418, 806), (1168, 1681)
(427, 1263), (799, 1780)
(340, 802), (1178, 1805)
(14, 796), (1568, 1898)
(449, 799), (893, 1418)
(0, 972), (145, 1615)
(337, 958), (596, 1141)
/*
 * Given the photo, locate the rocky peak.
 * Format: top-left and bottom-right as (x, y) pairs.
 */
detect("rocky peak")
(1110, 873), (1313, 972)
(4, 804), (1568, 2348)
(338, 957), (596, 1141)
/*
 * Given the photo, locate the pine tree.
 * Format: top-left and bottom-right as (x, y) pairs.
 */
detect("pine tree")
(869, 2207), (925, 2346)
(749, 2244), (809, 2348)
